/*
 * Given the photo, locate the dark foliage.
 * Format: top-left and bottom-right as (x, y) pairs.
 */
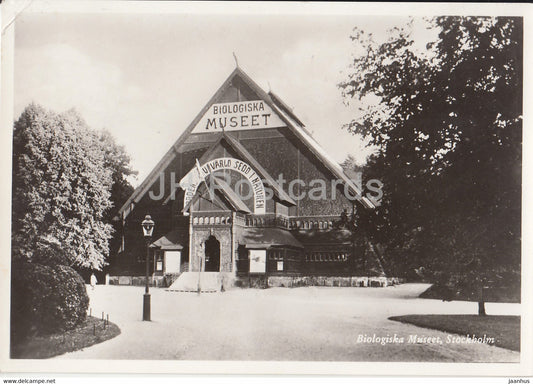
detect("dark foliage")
(12, 104), (113, 269)
(339, 17), (522, 308)
(11, 262), (89, 343)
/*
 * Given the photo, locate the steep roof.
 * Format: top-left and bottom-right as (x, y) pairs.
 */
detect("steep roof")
(205, 133), (296, 205)
(150, 229), (188, 250)
(182, 175), (251, 214)
(118, 66), (374, 220)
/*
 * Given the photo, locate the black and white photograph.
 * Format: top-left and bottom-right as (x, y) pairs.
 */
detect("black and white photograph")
(0, 0), (531, 380)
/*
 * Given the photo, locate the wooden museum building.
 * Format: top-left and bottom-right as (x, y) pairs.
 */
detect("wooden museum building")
(111, 67), (395, 290)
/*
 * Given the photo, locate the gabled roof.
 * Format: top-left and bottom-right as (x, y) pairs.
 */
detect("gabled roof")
(118, 67), (250, 220)
(202, 133), (296, 205)
(235, 68), (374, 209)
(150, 229), (188, 250)
(268, 91), (305, 127)
(183, 175), (251, 214)
(267, 97), (375, 209)
(180, 132), (296, 213)
(212, 177), (252, 213)
(118, 66), (374, 220)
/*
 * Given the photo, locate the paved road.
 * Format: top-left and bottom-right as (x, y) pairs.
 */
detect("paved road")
(62, 284), (520, 362)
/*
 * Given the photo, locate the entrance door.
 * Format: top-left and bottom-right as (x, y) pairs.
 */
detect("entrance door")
(204, 236), (220, 272)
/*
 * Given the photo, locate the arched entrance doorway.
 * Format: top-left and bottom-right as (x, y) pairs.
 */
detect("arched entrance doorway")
(204, 235), (220, 272)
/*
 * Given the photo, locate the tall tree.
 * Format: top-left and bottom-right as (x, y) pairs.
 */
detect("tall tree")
(12, 104), (114, 270)
(98, 129), (136, 259)
(339, 17), (522, 310)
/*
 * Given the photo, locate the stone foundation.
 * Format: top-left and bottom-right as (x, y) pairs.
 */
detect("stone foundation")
(109, 274), (405, 289)
(236, 275), (405, 288)
(109, 275), (168, 287)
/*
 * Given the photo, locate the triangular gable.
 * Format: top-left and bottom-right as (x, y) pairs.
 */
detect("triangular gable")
(185, 181), (233, 213)
(175, 132), (296, 215)
(117, 67), (255, 219)
(118, 66), (374, 220)
(150, 229), (188, 250)
(183, 175), (251, 214)
(196, 133), (296, 206)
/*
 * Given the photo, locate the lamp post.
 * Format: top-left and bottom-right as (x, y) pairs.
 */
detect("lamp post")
(141, 214), (155, 321)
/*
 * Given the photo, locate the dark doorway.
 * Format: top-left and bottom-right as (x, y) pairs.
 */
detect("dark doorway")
(204, 236), (220, 272)
(236, 244), (249, 276)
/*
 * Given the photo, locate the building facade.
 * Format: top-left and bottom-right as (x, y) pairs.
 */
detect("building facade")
(111, 67), (394, 289)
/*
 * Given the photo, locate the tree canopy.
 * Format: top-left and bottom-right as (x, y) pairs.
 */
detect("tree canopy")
(339, 17), (522, 297)
(98, 129), (137, 258)
(12, 104), (135, 270)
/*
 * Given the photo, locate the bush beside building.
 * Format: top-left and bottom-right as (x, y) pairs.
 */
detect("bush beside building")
(10, 262), (89, 344)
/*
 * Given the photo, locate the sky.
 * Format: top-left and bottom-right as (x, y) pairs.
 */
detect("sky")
(14, 6), (417, 186)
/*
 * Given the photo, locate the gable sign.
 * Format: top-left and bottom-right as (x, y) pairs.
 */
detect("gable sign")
(191, 101), (285, 133)
(180, 157), (266, 214)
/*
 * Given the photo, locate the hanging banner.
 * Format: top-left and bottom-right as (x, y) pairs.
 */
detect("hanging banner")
(191, 101), (285, 133)
(180, 157), (266, 214)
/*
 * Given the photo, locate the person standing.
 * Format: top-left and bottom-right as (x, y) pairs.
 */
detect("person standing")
(90, 273), (97, 290)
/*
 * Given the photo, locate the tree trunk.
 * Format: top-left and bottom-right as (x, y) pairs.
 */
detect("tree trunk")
(478, 286), (486, 316)
(478, 301), (486, 316)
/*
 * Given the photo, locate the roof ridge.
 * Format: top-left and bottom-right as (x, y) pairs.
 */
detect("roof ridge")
(117, 67), (246, 219)
(118, 65), (374, 220)
(268, 90), (306, 127)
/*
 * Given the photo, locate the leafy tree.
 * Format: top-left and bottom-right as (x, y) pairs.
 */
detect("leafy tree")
(12, 104), (114, 270)
(97, 130), (136, 260)
(339, 17), (522, 312)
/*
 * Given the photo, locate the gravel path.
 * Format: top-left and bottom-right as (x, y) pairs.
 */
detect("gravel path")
(61, 284), (520, 362)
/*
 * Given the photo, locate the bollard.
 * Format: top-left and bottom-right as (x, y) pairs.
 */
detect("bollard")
(102, 311), (104, 320)
(89, 308), (92, 316)
(106, 314), (109, 326)
(93, 323), (96, 336)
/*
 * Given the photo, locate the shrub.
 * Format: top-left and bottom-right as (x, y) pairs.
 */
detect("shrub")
(11, 262), (89, 342)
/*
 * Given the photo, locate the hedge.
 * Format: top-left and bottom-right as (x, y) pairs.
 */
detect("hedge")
(11, 262), (89, 342)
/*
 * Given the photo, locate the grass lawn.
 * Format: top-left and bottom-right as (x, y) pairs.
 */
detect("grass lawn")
(389, 315), (520, 352)
(11, 316), (121, 359)
(419, 284), (520, 303)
